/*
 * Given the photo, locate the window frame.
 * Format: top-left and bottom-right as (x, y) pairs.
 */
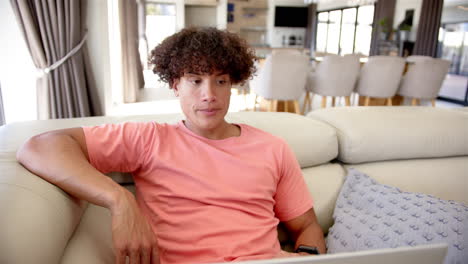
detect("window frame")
(315, 4), (375, 56)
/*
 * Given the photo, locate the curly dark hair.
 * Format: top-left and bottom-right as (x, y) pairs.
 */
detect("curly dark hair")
(149, 27), (257, 87)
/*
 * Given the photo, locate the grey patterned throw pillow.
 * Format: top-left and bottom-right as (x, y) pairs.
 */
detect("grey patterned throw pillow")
(326, 168), (468, 264)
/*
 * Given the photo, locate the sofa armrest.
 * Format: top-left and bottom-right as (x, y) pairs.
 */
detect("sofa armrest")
(0, 160), (86, 264)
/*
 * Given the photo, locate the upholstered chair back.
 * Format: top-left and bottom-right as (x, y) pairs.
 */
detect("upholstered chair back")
(250, 51), (309, 100)
(307, 54), (360, 97)
(355, 56), (406, 98)
(397, 56), (450, 99)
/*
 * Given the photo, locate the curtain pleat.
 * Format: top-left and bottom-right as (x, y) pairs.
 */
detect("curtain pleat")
(10, 0), (102, 119)
(369, 0), (396, 56)
(305, 3), (317, 52)
(413, 0), (444, 57)
(120, 0), (145, 103)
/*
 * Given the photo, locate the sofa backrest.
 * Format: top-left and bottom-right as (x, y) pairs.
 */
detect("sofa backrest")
(308, 106), (468, 204)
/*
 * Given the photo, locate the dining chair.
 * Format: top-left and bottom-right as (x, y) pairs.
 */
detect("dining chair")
(304, 54), (360, 110)
(397, 56), (451, 106)
(355, 56), (406, 106)
(250, 50), (309, 114)
(405, 55), (431, 63)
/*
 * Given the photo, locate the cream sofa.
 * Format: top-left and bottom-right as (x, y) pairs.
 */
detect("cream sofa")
(0, 107), (466, 263)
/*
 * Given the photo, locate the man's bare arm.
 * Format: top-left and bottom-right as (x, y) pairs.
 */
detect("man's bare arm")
(16, 128), (159, 264)
(17, 128), (124, 209)
(283, 208), (326, 254)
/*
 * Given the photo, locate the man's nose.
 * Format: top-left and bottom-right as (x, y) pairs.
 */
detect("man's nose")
(201, 82), (217, 102)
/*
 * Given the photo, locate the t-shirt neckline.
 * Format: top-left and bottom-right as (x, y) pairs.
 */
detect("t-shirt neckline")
(176, 120), (244, 143)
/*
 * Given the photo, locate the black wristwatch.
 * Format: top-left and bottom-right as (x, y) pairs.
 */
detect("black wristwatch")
(295, 245), (320, 255)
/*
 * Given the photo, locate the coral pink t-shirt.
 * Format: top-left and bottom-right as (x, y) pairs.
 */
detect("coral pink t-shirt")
(83, 121), (313, 264)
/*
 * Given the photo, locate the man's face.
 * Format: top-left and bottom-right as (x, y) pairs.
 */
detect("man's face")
(173, 72), (232, 134)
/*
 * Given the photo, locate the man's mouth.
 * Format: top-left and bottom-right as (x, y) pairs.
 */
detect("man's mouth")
(198, 108), (220, 116)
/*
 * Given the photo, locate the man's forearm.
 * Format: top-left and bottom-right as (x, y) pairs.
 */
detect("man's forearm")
(17, 132), (126, 211)
(295, 222), (327, 254)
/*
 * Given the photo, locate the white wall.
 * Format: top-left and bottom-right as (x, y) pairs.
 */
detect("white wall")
(317, 0), (350, 11)
(87, 0), (111, 115)
(0, 1), (37, 124)
(185, 6), (218, 27)
(217, 0), (228, 29)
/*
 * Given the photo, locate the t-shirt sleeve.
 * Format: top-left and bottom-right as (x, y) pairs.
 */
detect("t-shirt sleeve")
(82, 122), (157, 174)
(274, 141), (314, 222)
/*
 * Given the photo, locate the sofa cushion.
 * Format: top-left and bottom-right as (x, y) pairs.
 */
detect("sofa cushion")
(302, 163), (346, 233)
(327, 168), (468, 264)
(307, 107), (468, 164)
(346, 157), (468, 204)
(60, 204), (114, 264)
(225, 112), (337, 168)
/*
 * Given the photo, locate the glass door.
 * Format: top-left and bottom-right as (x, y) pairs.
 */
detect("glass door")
(438, 22), (468, 106)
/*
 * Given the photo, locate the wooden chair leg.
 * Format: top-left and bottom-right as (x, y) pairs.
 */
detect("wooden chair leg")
(272, 100), (278, 112)
(285, 100), (289, 112)
(321, 96), (327, 108)
(253, 94), (258, 111)
(302, 92), (310, 115)
(411, 98), (418, 106)
(294, 100), (301, 114)
(364, 96), (370, 106)
(345, 96), (351, 106)
(431, 99), (436, 107)
(332, 97), (336, 107)
(386, 98), (392, 106)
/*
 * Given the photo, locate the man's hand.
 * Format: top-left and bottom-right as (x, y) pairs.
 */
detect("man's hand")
(111, 189), (160, 264)
(275, 250), (309, 258)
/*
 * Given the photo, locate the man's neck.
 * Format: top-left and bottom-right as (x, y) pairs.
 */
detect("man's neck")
(183, 121), (241, 140)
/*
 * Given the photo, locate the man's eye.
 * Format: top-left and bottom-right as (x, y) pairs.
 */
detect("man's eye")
(217, 80), (227, 85)
(191, 79), (201, 84)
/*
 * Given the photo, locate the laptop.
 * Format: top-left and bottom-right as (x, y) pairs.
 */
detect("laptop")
(211, 243), (448, 264)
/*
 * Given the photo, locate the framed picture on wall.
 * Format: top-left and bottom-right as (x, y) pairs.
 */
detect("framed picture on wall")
(228, 3), (234, 23)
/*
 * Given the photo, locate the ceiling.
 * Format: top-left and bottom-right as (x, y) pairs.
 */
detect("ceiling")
(444, 0), (468, 7)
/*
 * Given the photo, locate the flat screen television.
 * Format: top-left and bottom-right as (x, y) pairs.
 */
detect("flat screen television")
(274, 6), (308, 28)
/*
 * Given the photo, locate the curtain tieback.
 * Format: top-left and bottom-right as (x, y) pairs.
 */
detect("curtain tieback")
(37, 31), (88, 77)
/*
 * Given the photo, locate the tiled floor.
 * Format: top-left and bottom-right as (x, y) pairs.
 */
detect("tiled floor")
(439, 74), (467, 102)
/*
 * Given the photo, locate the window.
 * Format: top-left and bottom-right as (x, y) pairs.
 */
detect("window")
(145, 3), (176, 51)
(140, 2), (176, 71)
(316, 5), (374, 56)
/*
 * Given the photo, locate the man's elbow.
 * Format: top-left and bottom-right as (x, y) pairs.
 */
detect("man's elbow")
(17, 134), (42, 166)
(16, 132), (56, 168)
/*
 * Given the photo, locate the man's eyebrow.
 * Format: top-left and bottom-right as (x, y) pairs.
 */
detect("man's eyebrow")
(185, 73), (200, 76)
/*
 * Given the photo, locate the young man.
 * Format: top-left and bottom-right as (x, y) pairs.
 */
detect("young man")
(17, 27), (325, 264)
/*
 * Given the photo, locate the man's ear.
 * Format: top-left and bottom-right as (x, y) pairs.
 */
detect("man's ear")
(172, 79), (180, 96)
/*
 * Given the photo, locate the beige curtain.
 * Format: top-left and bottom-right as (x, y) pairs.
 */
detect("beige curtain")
(305, 3), (317, 53)
(369, 0), (397, 56)
(10, 0), (102, 119)
(120, 0), (145, 103)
